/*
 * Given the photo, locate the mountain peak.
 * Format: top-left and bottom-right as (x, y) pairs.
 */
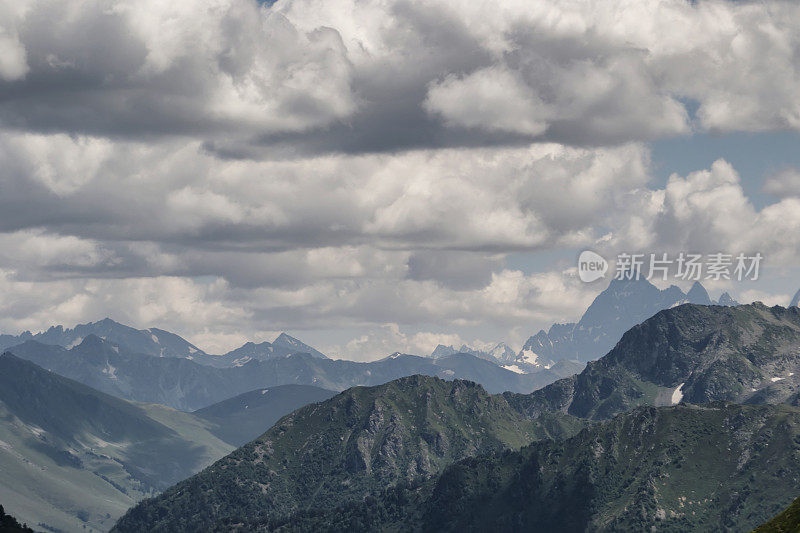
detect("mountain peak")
(685, 281), (712, 304)
(717, 292), (738, 306)
(274, 332), (300, 345)
(791, 289), (800, 308)
(77, 334), (106, 348)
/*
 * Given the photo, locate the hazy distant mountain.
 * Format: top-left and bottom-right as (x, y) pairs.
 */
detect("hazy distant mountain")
(717, 291), (739, 306)
(516, 278), (737, 366)
(430, 342), (516, 364)
(0, 319), (330, 369)
(217, 333), (327, 366)
(0, 353), (233, 532)
(4, 337), (568, 411)
(0, 318), (205, 360)
(791, 289), (800, 307)
(194, 385), (337, 446)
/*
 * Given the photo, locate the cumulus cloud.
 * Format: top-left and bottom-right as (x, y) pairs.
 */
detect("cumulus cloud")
(0, 0), (356, 140)
(425, 67), (552, 136)
(0, 132), (652, 254)
(764, 167), (800, 198)
(3, 0), (800, 359)
(1, 0), (800, 154)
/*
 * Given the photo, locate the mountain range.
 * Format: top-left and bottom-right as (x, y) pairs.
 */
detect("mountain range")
(430, 342), (516, 363)
(507, 302), (800, 421)
(0, 353), (234, 532)
(273, 402), (800, 532)
(0, 353), (341, 531)
(5, 285), (800, 531)
(113, 376), (585, 532)
(515, 279), (738, 369)
(113, 302), (800, 532)
(436, 278), (743, 375)
(0, 319), (328, 368)
(3, 336), (572, 411)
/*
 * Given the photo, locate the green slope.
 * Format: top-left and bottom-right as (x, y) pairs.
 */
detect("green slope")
(113, 375), (585, 532)
(754, 496), (800, 533)
(277, 403), (800, 532)
(194, 384), (337, 446)
(0, 353), (234, 532)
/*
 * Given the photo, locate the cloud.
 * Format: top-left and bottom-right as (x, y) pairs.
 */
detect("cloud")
(591, 158), (800, 278)
(0, 0), (356, 140)
(4, 0), (800, 359)
(764, 167), (800, 198)
(0, 132), (652, 257)
(2, 0), (800, 154)
(425, 67), (551, 135)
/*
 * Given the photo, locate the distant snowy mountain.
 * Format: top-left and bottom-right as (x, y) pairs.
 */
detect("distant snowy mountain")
(516, 278), (739, 366)
(220, 333), (328, 366)
(430, 342), (515, 365)
(792, 289), (800, 308)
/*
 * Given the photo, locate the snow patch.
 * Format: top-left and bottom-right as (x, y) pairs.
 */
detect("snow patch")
(261, 389), (269, 395)
(671, 383), (685, 405)
(233, 356), (252, 366)
(503, 365), (526, 374)
(66, 337), (83, 349)
(27, 425), (46, 438)
(518, 349), (540, 366)
(441, 369), (455, 376)
(102, 363), (118, 380)
(771, 377), (784, 382)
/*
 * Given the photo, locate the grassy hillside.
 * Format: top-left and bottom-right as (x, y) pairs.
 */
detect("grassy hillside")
(113, 376), (585, 532)
(194, 385), (337, 446)
(754, 496), (800, 533)
(0, 354), (234, 532)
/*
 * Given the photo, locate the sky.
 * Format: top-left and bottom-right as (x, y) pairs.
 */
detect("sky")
(1, 0), (799, 360)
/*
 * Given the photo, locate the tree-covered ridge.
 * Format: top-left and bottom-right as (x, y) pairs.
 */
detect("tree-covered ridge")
(113, 375), (584, 532)
(0, 506), (33, 533)
(275, 403), (800, 532)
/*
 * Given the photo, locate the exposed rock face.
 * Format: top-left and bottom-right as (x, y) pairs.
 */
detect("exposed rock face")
(113, 376), (583, 532)
(517, 278), (735, 366)
(508, 303), (800, 421)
